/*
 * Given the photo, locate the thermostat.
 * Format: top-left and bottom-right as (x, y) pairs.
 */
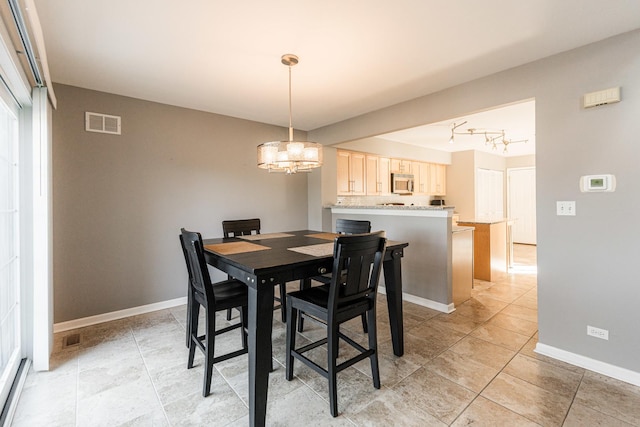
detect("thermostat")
(580, 174), (616, 192)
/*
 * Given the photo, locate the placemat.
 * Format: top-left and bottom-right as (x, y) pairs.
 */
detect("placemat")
(305, 232), (339, 241)
(288, 242), (334, 257)
(238, 232), (294, 241)
(204, 241), (271, 255)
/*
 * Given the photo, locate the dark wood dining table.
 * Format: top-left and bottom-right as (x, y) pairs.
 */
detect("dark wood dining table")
(202, 230), (408, 427)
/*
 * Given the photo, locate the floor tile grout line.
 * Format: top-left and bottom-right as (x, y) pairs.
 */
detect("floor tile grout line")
(74, 348), (80, 427)
(131, 320), (174, 426)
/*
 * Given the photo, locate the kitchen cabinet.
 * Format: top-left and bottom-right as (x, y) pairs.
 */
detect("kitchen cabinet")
(390, 158), (412, 174)
(337, 150), (366, 195)
(366, 155), (391, 195)
(412, 161), (430, 194)
(430, 163), (447, 195)
(456, 219), (507, 282)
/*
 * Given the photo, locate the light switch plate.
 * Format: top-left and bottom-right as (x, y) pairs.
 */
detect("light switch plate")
(557, 201), (576, 216)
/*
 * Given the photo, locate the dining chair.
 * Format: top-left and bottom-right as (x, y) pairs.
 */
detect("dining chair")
(299, 218), (372, 332)
(180, 228), (248, 397)
(285, 232), (386, 417)
(222, 218), (288, 322)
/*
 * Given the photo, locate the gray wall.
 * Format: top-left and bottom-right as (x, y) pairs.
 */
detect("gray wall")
(310, 30), (640, 374)
(52, 84), (310, 322)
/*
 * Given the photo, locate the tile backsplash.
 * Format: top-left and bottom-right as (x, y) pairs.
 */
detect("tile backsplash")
(336, 194), (435, 206)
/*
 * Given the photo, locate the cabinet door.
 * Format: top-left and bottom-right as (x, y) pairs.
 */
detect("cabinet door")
(390, 158), (411, 174)
(337, 151), (352, 195)
(350, 152), (366, 195)
(366, 155), (380, 195)
(412, 161), (430, 194)
(430, 163), (447, 195)
(379, 157), (391, 194)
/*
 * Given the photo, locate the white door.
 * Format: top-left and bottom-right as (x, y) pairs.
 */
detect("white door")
(0, 84), (21, 406)
(508, 167), (537, 244)
(476, 168), (504, 219)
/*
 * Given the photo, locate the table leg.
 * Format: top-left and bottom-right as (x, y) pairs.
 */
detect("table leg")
(383, 250), (404, 356)
(248, 283), (274, 427)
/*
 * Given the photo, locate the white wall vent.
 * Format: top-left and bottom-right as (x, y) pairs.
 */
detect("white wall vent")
(85, 112), (121, 134)
(583, 87), (621, 108)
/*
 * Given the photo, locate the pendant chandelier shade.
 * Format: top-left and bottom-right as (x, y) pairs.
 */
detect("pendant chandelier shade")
(257, 54), (323, 174)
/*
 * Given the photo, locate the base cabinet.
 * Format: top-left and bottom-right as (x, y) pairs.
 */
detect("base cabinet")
(456, 220), (507, 282)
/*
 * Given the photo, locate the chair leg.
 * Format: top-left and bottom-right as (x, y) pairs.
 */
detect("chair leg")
(203, 305), (216, 397)
(186, 287), (192, 348)
(367, 308), (381, 389)
(226, 308), (233, 321)
(187, 302), (200, 369)
(279, 283), (287, 323)
(285, 301), (297, 381)
(328, 321), (340, 417)
(297, 279), (311, 332)
(361, 313), (368, 333)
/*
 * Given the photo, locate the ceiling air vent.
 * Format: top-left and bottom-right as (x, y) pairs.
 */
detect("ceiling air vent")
(85, 112), (121, 135)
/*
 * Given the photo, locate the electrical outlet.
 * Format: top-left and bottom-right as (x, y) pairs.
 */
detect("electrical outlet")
(557, 201), (576, 216)
(587, 325), (609, 340)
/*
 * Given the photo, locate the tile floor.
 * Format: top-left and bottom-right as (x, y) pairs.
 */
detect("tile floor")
(10, 245), (640, 426)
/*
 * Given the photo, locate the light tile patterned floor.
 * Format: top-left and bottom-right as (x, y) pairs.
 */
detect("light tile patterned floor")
(10, 245), (640, 426)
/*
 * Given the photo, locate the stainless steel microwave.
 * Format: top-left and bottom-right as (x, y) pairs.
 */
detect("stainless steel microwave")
(391, 173), (414, 194)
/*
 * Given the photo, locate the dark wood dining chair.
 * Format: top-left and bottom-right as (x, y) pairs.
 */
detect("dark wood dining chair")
(299, 218), (372, 332)
(180, 228), (248, 397)
(285, 232), (387, 417)
(222, 218), (288, 322)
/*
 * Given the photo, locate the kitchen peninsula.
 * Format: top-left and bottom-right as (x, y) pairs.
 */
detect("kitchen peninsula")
(330, 204), (474, 312)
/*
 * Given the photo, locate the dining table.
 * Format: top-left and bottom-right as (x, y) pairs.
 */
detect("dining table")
(202, 229), (408, 427)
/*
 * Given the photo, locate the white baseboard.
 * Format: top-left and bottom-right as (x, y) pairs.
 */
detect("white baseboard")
(53, 296), (187, 333)
(535, 342), (640, 387)
(379, 286), (454, 313)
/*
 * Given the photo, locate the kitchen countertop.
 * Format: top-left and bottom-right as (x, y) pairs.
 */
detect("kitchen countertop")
(452, 225), (475, 233)
(457, 218), (511, 224)
(329, 204), (455, 211)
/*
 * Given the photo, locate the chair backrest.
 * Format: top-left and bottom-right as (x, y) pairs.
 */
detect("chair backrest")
(222, 218), (261, 237)
(336, 218), (371, 235)
(180, 229), (215, 302)
(328, 232), (386, 310)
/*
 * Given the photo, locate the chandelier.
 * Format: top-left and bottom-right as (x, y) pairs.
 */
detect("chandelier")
(448, 121), (528, 154)
(257, 54), (323, 174)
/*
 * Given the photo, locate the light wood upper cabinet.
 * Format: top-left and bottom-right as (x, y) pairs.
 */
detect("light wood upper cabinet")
(390, 158), (412, 174)
(337, 150), (366, 195)
(366, 155), (391, 195)
(338, 149), (444, 196)
(412, 161), (430, 194)
(379, 157), (391, 194)
(430, 163), (447, 195)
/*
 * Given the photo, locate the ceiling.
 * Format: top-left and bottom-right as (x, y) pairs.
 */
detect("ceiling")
(34, 1), (640, 150)
(377, 100), (536, 157)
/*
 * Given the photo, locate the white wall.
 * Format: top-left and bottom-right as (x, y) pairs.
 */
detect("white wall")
(309, 30), (640, 380)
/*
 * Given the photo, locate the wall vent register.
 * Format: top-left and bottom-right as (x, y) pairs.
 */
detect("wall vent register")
(85, 112), (121, 135)
(583, 87), (620, 108)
